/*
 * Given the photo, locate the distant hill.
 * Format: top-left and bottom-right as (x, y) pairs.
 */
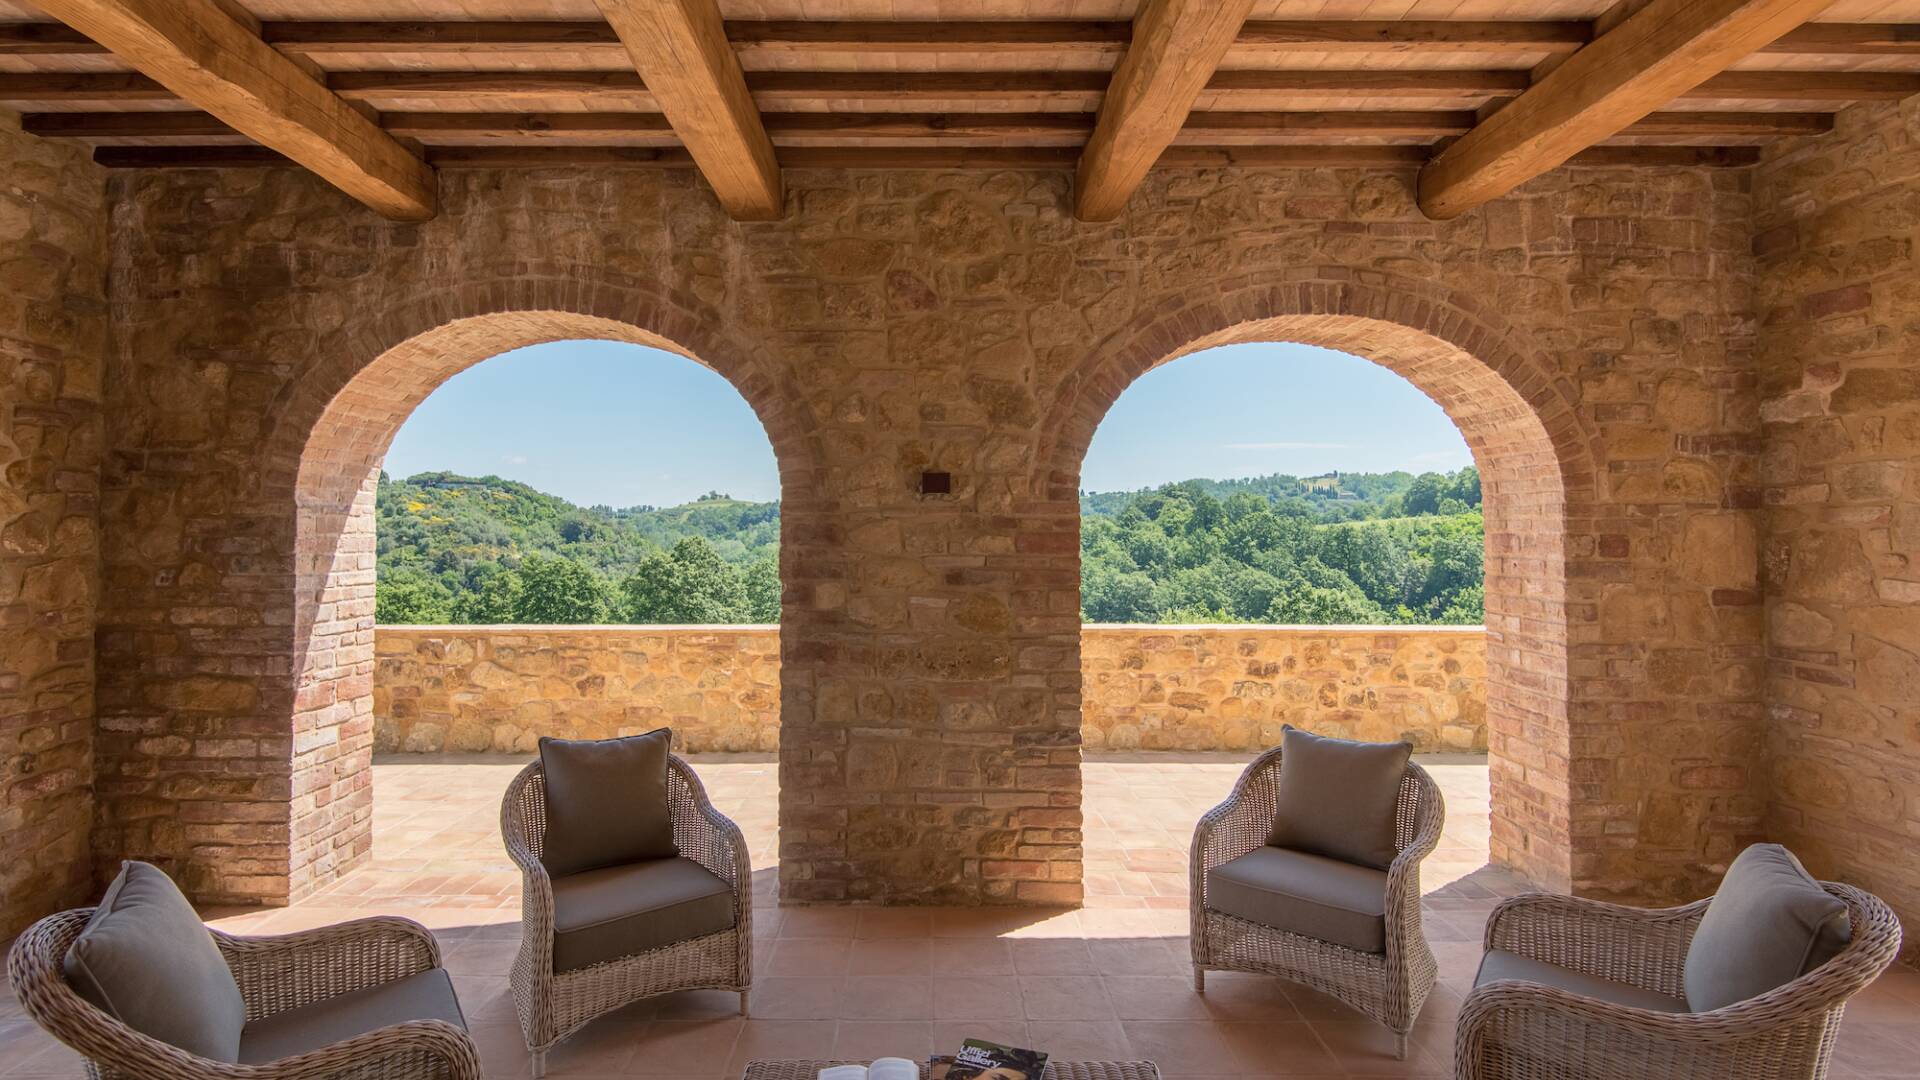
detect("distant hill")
(375, 466), (1484, 626)
(1079, 469), (1426, 520)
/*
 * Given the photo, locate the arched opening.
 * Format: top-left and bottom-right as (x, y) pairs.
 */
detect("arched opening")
(286, 311), (803, 901)
(1076, 341), (1492, 897)
(1041, 283), (1592, 895)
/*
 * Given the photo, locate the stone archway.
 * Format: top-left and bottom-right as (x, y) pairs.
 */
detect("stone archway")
(1038, 276), (1596, 893)
(261, 286), (822, 903)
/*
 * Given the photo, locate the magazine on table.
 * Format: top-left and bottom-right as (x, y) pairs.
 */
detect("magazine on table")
(930, 1037), (1049, 1080)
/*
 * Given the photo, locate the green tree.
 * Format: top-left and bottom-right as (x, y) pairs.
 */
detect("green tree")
(619, 537), (748, 623)
(453, 563), (521, 623)
(743, 554), (780, 623)
(512, 554), (611, 623)
(1437, 583), (1485, 625)
(376, 572), (453, 624)
(1267, 581), (1387, 625)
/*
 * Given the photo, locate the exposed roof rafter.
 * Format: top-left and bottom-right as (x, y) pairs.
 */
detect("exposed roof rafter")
(24, 0), (435, 220)
(1419, 0), (1846, 219)
(593, 0), (783, 220)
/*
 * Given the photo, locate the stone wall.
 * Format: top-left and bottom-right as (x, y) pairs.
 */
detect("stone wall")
(1756, 97), (1920, 952)
(374, 625), (781, 754)
(0, 111), (105, 936)
(370, 623), (1486, 757)
(1082, 625), (1486, 753)
(93, 157), (1765, 909)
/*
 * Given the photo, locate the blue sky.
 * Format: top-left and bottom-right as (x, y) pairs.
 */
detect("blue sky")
(383, 339), (1472, 508)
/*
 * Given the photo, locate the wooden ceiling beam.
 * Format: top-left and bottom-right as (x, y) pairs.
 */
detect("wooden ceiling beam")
(18, 19), (1920, 58)
(90, 142), (1763, 171)
(1204, 69), (1531, 97)
(7, 67), (1908, 110)
(0, 22), (98, 53)
(261, 20), (622, 53)
(1692, 69), (1920, 99)
(726, 20), (1129, 53)
(24, 0), (434, 220)
(1237, 21), (1588, 52)
(1765, 22), (1920, 53)
(1418, 0), (1845, 220)
(25, 108), (1831, 144)
(1075, 0), (1258, 221)
(592, 0), (782, 220)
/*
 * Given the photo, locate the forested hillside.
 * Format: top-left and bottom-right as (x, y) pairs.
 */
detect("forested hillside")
(374, 472), (778, 625)
(374, 467), (1483, 626)
(1080, 469), (1483, 625)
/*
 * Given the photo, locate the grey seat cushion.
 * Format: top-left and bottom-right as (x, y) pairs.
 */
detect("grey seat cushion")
(1206, 846), (1389, 953)
(551, 857), (736, 973)
(1265, 726), (1412, 871)
(1476, 949), (1687, 1013)
(1683, 844), (1851, 1012)
(239, 968), (466, 1065)
(539, 729), (679, 877)
(62, 861), (247, 1063)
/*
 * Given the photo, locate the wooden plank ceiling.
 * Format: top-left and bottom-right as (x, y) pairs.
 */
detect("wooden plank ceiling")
(7, 0), (1919, 221)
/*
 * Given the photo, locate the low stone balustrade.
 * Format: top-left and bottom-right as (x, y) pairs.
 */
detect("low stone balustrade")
(374, 623), (1486, 755)
(1081, 624), (1486, 752)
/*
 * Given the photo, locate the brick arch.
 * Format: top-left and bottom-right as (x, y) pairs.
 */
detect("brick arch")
(269, 285), (821, 902)
(1040, 277), (1595, 893)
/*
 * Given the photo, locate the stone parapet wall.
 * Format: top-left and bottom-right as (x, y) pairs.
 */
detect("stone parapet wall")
(1082, 625), (1486, 753)
(374, 625), (781, 753)
(371, 624), (1486, 757)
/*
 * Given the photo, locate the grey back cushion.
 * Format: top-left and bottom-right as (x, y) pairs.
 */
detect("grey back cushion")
(62, 861), (246, 1063)
(539, 729), (679, 877)
(1683, 844), (1852, 1012)
(1266, 726), (1412, 871)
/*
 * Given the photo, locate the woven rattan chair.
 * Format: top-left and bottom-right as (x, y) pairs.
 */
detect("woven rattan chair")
(1190, 744), (1444, 1058)
(7, 910), (480, 1080)
(1455, 882), (1903, 1080)
(502, 753), (751, 1076)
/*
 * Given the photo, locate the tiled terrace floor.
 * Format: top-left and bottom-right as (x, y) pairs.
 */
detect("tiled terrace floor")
(3, 753), (1916, 1078)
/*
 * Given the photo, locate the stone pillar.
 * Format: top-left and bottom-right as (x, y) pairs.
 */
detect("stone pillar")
(0, 112), (106, 935)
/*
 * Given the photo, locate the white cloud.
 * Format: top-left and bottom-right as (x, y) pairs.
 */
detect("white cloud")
(501, 455), (528, 466)
(1224, 441), (1354, 451)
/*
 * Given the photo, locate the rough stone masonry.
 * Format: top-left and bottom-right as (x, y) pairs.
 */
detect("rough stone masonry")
(368, 623), (1487, 757)
(0, 95), (1914, 951)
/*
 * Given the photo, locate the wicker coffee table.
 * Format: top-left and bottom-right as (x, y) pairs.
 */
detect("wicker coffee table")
(742, 1062), (1159, 1080)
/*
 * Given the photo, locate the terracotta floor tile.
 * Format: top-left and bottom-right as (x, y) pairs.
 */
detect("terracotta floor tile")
(832, 1021), (934, 1061)
(932, 977), (1030, 1021)
(1212, 1019), (1344, 1076)
(625, 1019), (745, 1075)
(746, 976), (846, 1020)
(765, 937), (853, 976)
(1019, 976), (1118, 1022)
(841, 976), (935, 1021)
(724, 1019), (838, 1072)
(1022, 1020), (1134, 1062)
(847, 938), (934, 975)
(1105, 976), (1217, 1021)
(927, 938), (1017, 976)
(1120, 1021), (1246, 1077)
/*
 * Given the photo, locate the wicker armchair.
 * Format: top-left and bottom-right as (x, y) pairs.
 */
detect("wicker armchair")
(1455, 883), (1903, 1080)
(1191, 744), (1444, 1058)
(502, 753), (751, 1075)
(7, 910), (480, 1080)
